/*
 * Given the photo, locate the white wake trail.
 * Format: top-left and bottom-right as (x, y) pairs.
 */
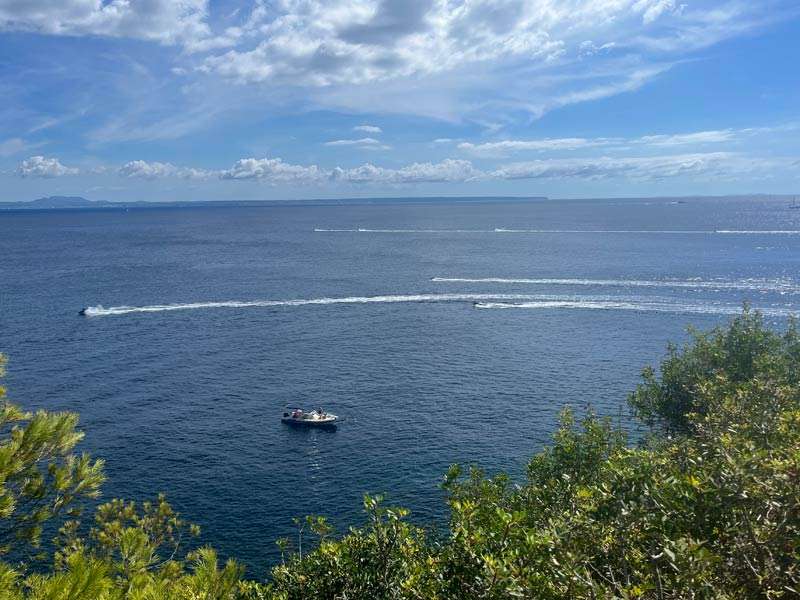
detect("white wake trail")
(432, 277), (800, 293)
(474, 300), (797, 317)
(81, 292), (797, 318)
(314, 227), (800, 235)
(82, 294), (548, 317)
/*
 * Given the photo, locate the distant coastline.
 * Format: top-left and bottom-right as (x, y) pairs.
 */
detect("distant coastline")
(1, 194), (797, 211)
(0, 195), (550, 210)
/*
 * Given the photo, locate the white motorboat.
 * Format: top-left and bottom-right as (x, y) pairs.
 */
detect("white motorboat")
(282, 408), (339, 428)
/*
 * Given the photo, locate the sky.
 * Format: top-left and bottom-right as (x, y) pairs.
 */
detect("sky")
(1, 0), (799, 202)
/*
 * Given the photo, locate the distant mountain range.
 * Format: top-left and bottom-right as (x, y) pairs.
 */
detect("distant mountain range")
(0, 196), (120, 209)
(0, 195), (550, 210)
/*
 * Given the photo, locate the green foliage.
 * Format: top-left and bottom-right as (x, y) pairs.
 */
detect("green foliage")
(269, 495), (432, 599)
(0, 354), (105, 557)
(629, 307), (800, 433)
(2, 311), (800, 598)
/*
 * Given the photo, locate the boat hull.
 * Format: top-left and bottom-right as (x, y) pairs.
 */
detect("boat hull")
(281, 417), (338, 430)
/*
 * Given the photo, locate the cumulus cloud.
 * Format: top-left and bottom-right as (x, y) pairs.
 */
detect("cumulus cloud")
(212, 156), (480, 185)
(195, 0), (767, 96)
(0, 0), (212, 47)
(200, 0), (564, 86)
(331, 159), (481, 184)
(15, 155), (78, 178)
(354, 125), (382, 133)
(118, 160), (213, 180)
(219, 157), (325, 183)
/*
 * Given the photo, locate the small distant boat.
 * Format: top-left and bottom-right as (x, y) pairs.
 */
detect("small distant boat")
(790, 196), (800, 209)
(282, 408), (339, 428)
(78, 308), (87, 316)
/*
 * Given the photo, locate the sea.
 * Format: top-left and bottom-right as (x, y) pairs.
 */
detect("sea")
(2, 196), (799, 575)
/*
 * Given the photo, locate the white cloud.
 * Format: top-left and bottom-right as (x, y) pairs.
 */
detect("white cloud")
(14, 150), (790, 187)
(634, 0), (684, 25)
(0, 0), (212, 47)
(119, 160), (176, 179)
(3, 0), (787, 127)
(490, 153), (773, 181)
(200, 0), (565, 86)
(215, 156), (478, 185)
(637, 130), (736, 146)
(15, 155), (78, 178)
(458, 127), (757, 157)
(185, 149), (798, 187)
(324, 137), (382, 147)
(118, 160), (213, 180)
(579, 40), (617, 57)
(459, 137), (616, 157)
(331, 159), (480, 184)
(189, 0), (779, 124)
(219, 157), (325, 183)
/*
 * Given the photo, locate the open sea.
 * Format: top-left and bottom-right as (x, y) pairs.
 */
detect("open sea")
(2, 196), (800, 575)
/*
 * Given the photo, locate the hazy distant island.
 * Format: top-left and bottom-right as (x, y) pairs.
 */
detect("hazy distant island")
(0, 195), (120, 209)
(0, 195), (550, 210)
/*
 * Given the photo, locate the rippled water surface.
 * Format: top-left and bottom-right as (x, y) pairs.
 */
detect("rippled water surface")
(2, 197), (800, 573)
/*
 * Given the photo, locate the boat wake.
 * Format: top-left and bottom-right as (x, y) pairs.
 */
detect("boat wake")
(81, 293), (554, 316)
(474, 300), (796, 317)
(314, 228), (800, 235)
(81, 293), (797, 318)
(432, 277), (800, 293)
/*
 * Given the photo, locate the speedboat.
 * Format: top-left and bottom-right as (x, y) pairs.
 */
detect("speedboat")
(282, 408), (339, 429)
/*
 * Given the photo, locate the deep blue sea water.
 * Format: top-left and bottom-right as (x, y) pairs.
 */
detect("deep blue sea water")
(2, 196), (800, 575)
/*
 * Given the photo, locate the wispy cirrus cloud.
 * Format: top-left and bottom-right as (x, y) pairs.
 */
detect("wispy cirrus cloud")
(0, 137), (46, 158)
(638, 130), (737, 146)
(458, 138), (617, 157)
(456, 126), (785, 157)
(323, 137), (391, 150)
(324, 138), (383, 147)
(489, 152), (789, 181)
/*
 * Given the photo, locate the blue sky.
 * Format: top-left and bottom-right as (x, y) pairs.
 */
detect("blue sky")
(1, 0), (798, 201)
